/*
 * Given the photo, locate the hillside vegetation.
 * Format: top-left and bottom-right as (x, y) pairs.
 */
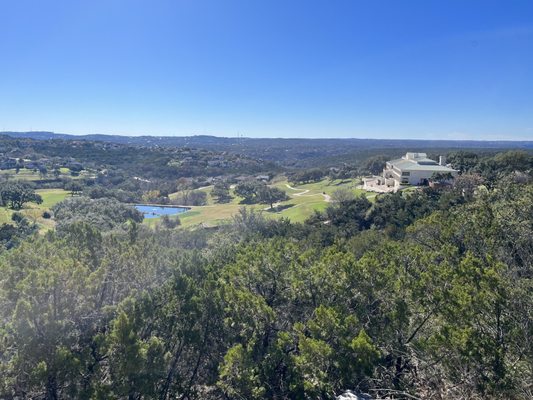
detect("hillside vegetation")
(0, 139), (532, 399)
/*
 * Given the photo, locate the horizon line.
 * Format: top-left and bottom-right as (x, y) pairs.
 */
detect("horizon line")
(1, 130), (533, 143)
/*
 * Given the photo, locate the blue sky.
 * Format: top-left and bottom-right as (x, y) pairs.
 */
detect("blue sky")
(1, 0), (532, 140)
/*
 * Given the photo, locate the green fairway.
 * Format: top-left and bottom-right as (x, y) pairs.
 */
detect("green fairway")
(0, 168), (44, 181)
(0, 189), (70, 230)
(0, 168), (94, 181)
(39, 189), (71, 208)
(157, 177), (374, 227)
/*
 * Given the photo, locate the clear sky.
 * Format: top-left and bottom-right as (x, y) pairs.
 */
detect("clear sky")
(1, 0), (532, 140)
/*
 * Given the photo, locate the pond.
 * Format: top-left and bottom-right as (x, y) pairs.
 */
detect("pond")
(134, 205), (189, 219)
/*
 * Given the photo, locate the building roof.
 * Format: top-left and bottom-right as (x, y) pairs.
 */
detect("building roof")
(388, 153), (457, 172)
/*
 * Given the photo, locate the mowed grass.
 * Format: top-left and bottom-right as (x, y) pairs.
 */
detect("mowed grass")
(0, 168), (94, 181)
(0, 169), (44, 181)
(166, 185), (264, 227)
(270, 178), (370, 222)
(160, 177), (374, 227)
(0, 189), (70, 230)
(39, 189), (72, 208)
(273, 178), (364, 195)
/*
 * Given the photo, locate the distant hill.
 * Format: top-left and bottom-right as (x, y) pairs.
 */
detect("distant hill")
(2, 131), (532, 166)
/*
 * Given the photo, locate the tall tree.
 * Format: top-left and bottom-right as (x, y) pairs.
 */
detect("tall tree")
(256, 186), (288, 209)
(212, 182), (233, 204)
(0, 181), (42, 209)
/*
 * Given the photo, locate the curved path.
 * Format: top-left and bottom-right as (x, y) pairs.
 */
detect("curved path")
(285, 184), (310, 196)
(285, 184), (331, 202)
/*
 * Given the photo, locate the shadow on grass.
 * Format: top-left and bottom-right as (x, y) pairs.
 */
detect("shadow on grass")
(265, 204), (295, 213)
(334, 179), (352, 186)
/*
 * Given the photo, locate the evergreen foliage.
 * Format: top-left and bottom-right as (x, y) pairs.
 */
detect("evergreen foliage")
(0, 151), (532, 399)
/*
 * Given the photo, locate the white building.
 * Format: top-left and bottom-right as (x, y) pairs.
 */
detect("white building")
(383, 152), (458, 187)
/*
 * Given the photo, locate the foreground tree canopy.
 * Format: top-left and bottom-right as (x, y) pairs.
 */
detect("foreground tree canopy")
(0, 158), (532, 399)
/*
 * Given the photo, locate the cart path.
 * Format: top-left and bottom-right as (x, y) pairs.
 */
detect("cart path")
(286, 184), (331, 202)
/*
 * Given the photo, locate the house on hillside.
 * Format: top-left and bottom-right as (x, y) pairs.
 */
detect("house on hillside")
(383, 153), (458, 186)
(363, 152), (458, 192)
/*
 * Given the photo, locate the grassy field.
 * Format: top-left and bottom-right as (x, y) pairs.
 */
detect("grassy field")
(0, 189), (70, 230)
(0, 169), (93, 231)
(0, 178), (380, 230)
(0, 168), (44, 181)
(0, 168), (94, 181)
(161, 177), (377, 227)
(0, 177), (380, 230)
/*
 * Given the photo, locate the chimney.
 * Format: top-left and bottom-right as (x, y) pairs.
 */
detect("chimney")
(439, 155), (446, 166)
